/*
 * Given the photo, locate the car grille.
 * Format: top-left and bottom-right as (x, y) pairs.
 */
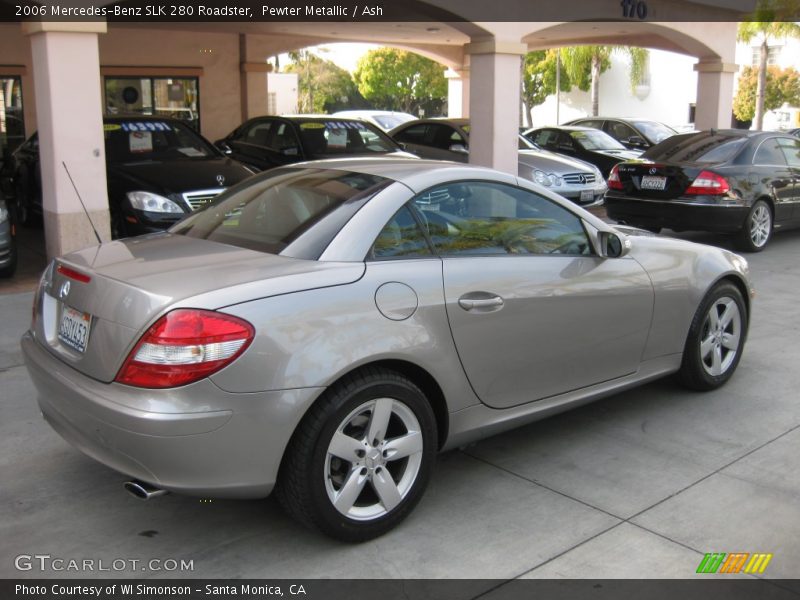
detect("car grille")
(182, 188), (226, 211)
(562, 172), (597, 185)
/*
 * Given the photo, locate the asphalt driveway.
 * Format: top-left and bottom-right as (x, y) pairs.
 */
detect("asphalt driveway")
(1, 227), (799, 585)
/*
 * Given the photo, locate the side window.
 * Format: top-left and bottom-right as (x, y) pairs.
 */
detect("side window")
(753, 139), (788, 166)
(608, 122), (637, 141)
(557, 132), (575, 151)
(370, 205), (433, 259)
(777, 138), (800, 167)
(580, 119), (604, 130)
(242, 121), (273, 146)
(412, 181), (593, 256)
(428, 124), (465, 150)
(268, 123), (300, 154)
(393, 124), (428, 145)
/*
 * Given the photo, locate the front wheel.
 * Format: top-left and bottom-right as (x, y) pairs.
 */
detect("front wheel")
(678, 282), (747, 391)
(276, 367), (437, 542)
(736, 200), (772, 252)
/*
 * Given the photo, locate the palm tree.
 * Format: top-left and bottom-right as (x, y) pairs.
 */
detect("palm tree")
(738, 21), (800, 130)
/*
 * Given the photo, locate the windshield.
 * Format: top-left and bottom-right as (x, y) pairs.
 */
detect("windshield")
(632, 120), (676, 144)
(171, 167), (388, 256)
(643, 132), (748, 164)
(298, 120), (399, 158)
(104, 120), (217, 163)
(570, 130), (626, 151)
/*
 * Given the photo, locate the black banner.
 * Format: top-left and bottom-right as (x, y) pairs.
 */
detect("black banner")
(3, 579), (800, 600)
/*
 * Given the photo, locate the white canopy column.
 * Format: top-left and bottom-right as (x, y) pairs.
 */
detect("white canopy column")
(23, 21), (109, 258)
(445, 66), (470, 119)
(694, 60), (737, 130)
(466, 40), (526, 175)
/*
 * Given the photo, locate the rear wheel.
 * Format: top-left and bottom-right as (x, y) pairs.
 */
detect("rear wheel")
(678, 281), (747, 391)
(276, 367), (437, 542)
(736, 200), (772, 252)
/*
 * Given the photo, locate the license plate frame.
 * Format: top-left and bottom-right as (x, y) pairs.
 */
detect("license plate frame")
(58, 304), (92, 354)
(640, 175), (667, 191)
(579, 189), (594, 202)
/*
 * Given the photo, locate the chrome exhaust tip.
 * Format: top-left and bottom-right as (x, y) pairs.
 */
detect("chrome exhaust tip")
(124, 480), (168, 500)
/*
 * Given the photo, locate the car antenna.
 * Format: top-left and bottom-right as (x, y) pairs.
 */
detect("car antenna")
(62, 161), (102, 244)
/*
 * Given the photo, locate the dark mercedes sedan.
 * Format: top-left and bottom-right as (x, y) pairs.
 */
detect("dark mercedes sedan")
(523, 126), (642, 177)
(1, 117), (254, 238)
(563, 117), (677, 150)
(215, 115), (415, 171)
(604, 130), (800, 252)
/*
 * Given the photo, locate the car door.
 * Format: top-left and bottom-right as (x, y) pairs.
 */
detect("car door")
(225, 119), (278, 171)
(776, 136), (800, 220)
(391, 123), (431, 158)
(414, 180), (654, 409)
(423, 124), (469, 162)
(752, 136), (794, 224)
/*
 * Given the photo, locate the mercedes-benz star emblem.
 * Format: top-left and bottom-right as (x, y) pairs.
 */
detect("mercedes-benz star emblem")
(59, 281), (71, 300)
(216, 174), (225, 186)
(649, 167), (658, 175)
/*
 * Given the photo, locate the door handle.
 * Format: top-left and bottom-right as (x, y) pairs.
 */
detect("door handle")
(458, 295), (504, 311)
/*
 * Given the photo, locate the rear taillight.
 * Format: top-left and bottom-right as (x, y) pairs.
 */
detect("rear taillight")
(116, 309), (254, 389)
(685, 170), (730, 195)
(607, 164), (624, 190)
(57, 264), (91, 283)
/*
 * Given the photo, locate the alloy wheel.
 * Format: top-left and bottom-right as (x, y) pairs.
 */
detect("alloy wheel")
(699, 296), (741, 377)
(749, 204), (771, 249)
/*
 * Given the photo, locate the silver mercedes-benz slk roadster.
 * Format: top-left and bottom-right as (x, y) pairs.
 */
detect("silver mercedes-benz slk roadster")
(22, 159), (753, 542)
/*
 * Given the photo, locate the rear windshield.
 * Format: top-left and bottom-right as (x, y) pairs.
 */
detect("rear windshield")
(643, 132), (747, 164)
(170, 167), (389, 257)
(297, 120), (398, 158)
(104, 120), (217, 163)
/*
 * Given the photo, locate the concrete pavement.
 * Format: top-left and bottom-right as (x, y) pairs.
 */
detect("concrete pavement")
(1, 228), (799, 585)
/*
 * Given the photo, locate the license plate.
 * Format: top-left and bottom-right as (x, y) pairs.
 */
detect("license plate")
(640, 175), (667, 190)
(580, 189), (594, 202)
(58, 305), (92, 353)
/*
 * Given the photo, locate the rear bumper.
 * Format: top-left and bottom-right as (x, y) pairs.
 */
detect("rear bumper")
(605, 195), (748, 232)
(21, 331), (323, 498)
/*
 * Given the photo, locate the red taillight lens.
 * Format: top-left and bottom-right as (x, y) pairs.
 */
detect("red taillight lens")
(115, 309), (255, 389)
(57, 264), (91, 283)
(685, 170), (730, 195)
(607, 164), (624, 190)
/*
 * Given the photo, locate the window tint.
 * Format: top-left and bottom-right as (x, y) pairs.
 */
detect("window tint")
(631, 120), (675, 144)
(644, 132), (747, 164)
(268, 123), (300, 154)
(570, 129), (625, 150)
(777, 137), (800, 167)
(531, 129), (558, 148)
(427, 124), (465, 150)
(172, 168), (388, 256)
(104, 120), (216, 163)
(753, 138), (788, 166)
(412, 181), (592, 256)
(608, 122), (637, 141)
(298, 120), (397, 157)
(393, 123), (428, 145)
(371, 205), (432, 259)
(241, 120), (273, 146)
(577, 119), (604, 129)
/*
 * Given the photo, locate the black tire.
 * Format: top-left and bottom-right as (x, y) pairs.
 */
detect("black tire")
(735, 199), (772, 252)
(276, 367), (437, 542)
(678, 281), (747, 391)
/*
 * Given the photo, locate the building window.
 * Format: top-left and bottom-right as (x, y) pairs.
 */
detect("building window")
(751, 46), (781, 67)
(104, 76), (199, 131)
(0, 75), (25, 162)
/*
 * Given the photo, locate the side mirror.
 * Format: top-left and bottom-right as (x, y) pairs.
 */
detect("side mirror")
(397, 141), (408, 151)
(449, 143), (469, 154)
(216, 141), (233, 155)
(626, 136), (647, 148)
(598, 231), (630, 258)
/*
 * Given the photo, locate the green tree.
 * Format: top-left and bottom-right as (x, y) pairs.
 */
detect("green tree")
(521, 49), (572, 128)
(558, 46), (650, 117)
(354, 48), (447, 115)
(738, 16), (800, 130)
(733, 65), (800, 122)
(284, 50), (361, 113)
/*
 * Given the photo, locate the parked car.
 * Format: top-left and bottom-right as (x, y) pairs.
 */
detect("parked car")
(390, 119), (607, 206)
(22, 158), (752, 542)
(0, 197), (16, 278)
(332, 110), (417, 132)
(523, 126), (642, 177)
(0, 117), (254, 238)
(604, 129), (800, 252)
(788, 128), (800, 138)
(564, 117), (677, 150)
(215, 115), (416, 172)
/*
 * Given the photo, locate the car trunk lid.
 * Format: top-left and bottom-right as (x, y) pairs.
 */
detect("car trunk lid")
(614, 162), (704, 200)
(33, 233), (365, 383)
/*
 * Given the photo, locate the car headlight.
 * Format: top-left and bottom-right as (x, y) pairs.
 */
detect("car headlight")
(533, 170), (562, 187)
(126, 191), (185, 214)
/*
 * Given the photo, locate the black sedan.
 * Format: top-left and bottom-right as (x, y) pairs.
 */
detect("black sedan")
(604, 129), (800, 252)
(564, 117), (677, 150)
(215, 116), (415, 171)
(523, 126), (641, 177)
(1, 117), (254, 238)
